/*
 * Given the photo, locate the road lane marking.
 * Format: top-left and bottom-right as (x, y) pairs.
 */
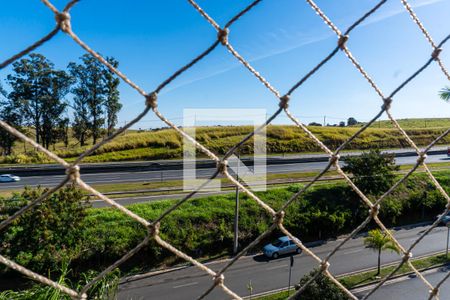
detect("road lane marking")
(266, 264), (288, 270)
(343, 249), (363, 255)
(173, 282), (198, 289)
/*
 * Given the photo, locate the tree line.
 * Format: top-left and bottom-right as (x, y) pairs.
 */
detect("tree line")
(0, 53), (122, 155)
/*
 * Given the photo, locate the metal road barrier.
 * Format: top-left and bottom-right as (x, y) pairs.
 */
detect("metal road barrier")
(1, 0), (450, 299)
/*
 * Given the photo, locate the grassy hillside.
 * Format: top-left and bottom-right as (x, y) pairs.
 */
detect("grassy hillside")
(367, 118), (450, 129)
(2, 118), (450, 164)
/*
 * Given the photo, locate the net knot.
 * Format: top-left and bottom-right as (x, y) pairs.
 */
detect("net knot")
(320, 260), (330, 271)
(369, 205), (379, 217)
(218, 28), (229, 45)
(382, 97), (392, 110)
(149, 222), (160, 237)
(417, 151), (427, 164)
(430, 287), (439, 297)
(431, 48), (442, 60)
(65, 165), (80, 182)
(279, 95), (290, 109)
(214, 274), (225, 286)
(217, 160), (228, 174)
(338, 35), (349, 49)
(55, 12), (71, 33)
(329, 154), (340, 164)
(402, 251), (412, 262)
(273, 211), (285, 226)
(145, 92), (158, 109)
(78, 293), (87, 300)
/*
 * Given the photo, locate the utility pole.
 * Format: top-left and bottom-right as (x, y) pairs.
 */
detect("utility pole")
(323, 115), (326, 127)
(288, 255), (294, 296)
(446, 223), (450, 258)
(233, 150), (240, 255)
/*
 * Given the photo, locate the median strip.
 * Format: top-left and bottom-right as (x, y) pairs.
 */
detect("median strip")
(252, 252), (450, 299)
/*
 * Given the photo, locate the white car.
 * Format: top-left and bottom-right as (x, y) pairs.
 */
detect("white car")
(0, 174), (20, 182)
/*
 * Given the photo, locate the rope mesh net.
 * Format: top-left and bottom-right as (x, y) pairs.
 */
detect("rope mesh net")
(1, 0), (450, 299)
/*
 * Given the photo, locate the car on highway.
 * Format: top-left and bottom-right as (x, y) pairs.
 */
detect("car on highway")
(448, 147), (450, 157)
(437, 212), (450, 225)
(263, 236), (302, 259)
(0, 174), (20, 182)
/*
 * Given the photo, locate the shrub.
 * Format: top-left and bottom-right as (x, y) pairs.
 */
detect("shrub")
(294, 269), (347, 300)
(0, 186), (89, 273)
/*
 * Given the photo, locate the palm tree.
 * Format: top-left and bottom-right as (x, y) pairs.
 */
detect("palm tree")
(440, 86), (450, 102)
(364, 229), (400, 276)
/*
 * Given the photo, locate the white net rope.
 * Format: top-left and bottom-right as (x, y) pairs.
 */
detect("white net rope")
(0, 0), (449, 299)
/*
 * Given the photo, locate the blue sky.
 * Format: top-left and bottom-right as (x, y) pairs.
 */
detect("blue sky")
(1, 0), (449, 128)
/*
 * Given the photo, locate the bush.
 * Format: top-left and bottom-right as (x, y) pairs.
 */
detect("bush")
(343, 149), (399, 196)
(294, 269), (347, 300)
(0, 186), (89, 273)
(1, 152), (50, 164)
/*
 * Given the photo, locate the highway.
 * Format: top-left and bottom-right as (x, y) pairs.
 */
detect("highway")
(118, 224), (448, 300)
(0, 153), (448, 191)
(355, 270), (450, 299)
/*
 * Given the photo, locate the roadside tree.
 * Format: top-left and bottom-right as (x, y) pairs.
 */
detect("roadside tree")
(0, 84), (22, 156)
(347, 117), (358, 126)
(104, 57), (122, 136)
(342, 149), (399, 196)
(364, 229), (399, 276)
(439, 86), (450, 102)
(7, 53), (72, 149)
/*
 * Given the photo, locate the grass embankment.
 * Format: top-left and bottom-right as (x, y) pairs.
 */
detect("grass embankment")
(256, 253), (450, 300)
(3, 118), (450, 164)
(369, 118), (450, 129)
(2, 171), (450, 293)
(17, 172), (450, 274)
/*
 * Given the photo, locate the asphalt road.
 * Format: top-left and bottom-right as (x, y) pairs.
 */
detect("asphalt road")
(118, 224), (448, 300)
(1, 153), (448, 191)
(355, 269), (450, 299)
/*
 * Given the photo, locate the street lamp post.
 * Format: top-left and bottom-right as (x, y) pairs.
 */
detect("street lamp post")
(233, 150), (240, 255)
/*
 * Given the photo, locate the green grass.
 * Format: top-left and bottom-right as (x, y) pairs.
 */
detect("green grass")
(339, 253), (449, 289)
(2, 118), (450, 164)
(368, 118), (450, 129)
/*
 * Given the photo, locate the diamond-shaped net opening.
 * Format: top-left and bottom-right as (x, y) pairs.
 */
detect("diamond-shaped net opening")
(0, 0), (450, 299)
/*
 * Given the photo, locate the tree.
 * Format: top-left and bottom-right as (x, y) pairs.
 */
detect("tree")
(40, 69), (72, 149)
(0, 84), (22, 156)
(347, 117), (358, 126)
(104, 57), (122, 136)
(294, 269), (347, 300)
(55, 116), (70, 148)
(69, 54), (106, 145)
(69, 62), (91, 146)
(439, 86), (450, 102)
(7, 53), (72, 149)
(308, 122), (322, 127)
(339, 121), (346, 127)
(364, 229), (399, 276)
(342, 149), (399, 196)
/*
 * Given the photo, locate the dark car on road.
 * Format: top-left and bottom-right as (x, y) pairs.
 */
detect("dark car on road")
(437, 212), (450, 225)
